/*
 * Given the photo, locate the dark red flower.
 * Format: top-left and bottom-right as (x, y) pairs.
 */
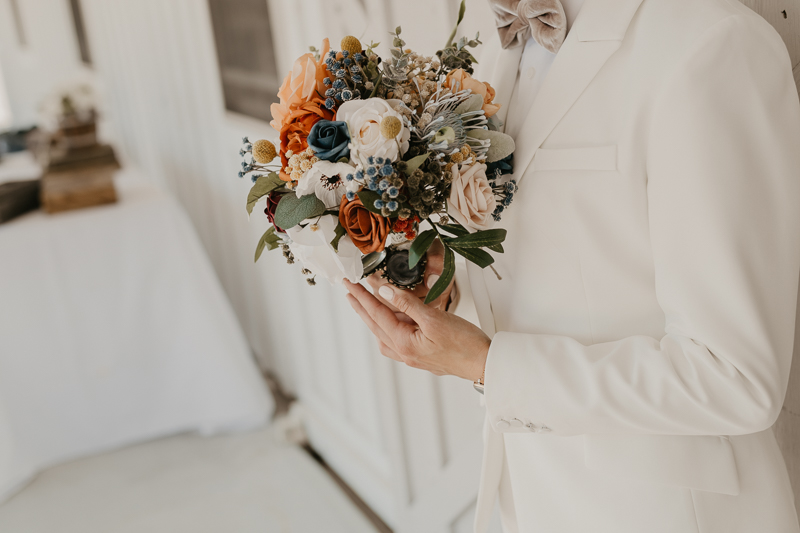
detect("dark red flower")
(265, 192), (286, 233)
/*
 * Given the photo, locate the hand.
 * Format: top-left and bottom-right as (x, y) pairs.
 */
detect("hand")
(344, 279), (490, 381)
(365, 239), (454, 314)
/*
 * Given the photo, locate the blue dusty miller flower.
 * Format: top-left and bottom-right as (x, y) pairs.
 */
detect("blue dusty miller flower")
(307, 120), (351, 162)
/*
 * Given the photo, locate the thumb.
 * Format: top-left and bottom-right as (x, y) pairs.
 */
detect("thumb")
(378, 285), (433, 325)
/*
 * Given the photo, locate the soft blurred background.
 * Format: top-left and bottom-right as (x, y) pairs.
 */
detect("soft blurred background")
(0, 1), (502, 532)
(0, 1), (799, 533)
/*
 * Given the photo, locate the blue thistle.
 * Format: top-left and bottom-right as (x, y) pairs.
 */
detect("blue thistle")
(343, 58), (352, 66)
(341, 50), (350, 58)
(332, 79), (346, 89)
(380, 164), (393, 176)
(346, 191), (356, 201)
(324, 97), (336, 109)
(349, 65), (360, 74)
(325, 88), (336, 97)
(355, 169), (365, 180)
(345, 173), (354, 182)
(238, 171), (244, 178)
(366, 166), (378, 177)
(341, 90), (353, 101)
(353, 53), (363, 62)
(387, 187), (399, 198)
(323, 77), (331, 86)
(378, 179), (390, 191)
(351, 74), (363, 84)
(387, 201), (399, 211)
(242, 136), (249, 144)
(374, 199), (385, 209)
(335, 69), (347, 78)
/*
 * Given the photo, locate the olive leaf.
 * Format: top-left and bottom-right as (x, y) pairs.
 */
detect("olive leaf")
(424, 246), (455, 305)
(442, 228), (507, 248)
(404, 152), (430, 174)
(330, 221), (347, 252)
(356, 190), (383, 214)
(254, 226), (280, 262)
(436, 223), (469, 237)
(246, 172), (285, 215)
(450, 246), (494, 268)
(409, 229), (437, 268)
(273, 193), (326, 230)
(445, 0), (467, 47)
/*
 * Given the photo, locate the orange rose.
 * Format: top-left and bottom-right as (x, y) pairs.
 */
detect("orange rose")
(279, 99), (334, 181)
(444, 68), (501, 118)
(339, 196), (389, 254)
(270, 39), (331, 130)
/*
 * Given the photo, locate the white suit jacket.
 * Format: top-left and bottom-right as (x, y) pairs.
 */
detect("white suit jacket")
(466, 0), (800, 531)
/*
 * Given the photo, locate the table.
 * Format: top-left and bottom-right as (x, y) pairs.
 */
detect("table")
(0, 163), (273, 503)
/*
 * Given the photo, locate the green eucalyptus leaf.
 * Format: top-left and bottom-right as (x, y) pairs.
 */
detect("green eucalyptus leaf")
(255, 226), (280, 262)
(442, 228), (507, 248)
(466, 130), (516, 163)
(330, 221), (347, 252)
(450, 246), (494, 268)
(246, 172), (285, 215)
(404, 152), (430, 174)
(409, 229), (437, 269)
(454, 93), (484, 115)
(356, 190), (383, 214)
(273, 193), (326, 230)
(424, 246), (455, 305)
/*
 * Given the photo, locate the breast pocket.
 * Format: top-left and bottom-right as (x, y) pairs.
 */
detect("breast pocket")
(532, 145), (618, 172)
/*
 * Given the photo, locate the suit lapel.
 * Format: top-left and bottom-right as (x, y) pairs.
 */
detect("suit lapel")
(487, 44), (523, 133)
(511, 0), (645, 184)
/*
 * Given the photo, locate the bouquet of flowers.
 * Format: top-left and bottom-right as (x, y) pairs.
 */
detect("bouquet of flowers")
(239, 3), (518, 303)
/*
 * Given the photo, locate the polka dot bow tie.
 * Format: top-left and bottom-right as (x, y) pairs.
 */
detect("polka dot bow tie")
(489, 0), (567, 53)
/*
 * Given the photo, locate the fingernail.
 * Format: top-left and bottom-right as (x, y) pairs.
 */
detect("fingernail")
(378, 285), (394, 302)
(426, 274), (440, 289)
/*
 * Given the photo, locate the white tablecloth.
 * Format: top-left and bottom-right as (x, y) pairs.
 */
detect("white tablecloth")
(0, 166), (273, 502)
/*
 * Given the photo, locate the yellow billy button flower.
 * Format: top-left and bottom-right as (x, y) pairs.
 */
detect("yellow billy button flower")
(380, 116), (403, 140)
(252, 139), (277, 164)
(340, 36), (362, 57)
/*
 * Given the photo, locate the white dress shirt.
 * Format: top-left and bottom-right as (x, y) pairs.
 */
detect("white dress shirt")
(504, 0), (587, 140)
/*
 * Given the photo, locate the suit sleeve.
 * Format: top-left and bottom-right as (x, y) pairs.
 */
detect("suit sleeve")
(484, 15), (800, 437)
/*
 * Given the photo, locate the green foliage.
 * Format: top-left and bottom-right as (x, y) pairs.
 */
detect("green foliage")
(424, 245), (455, 305)
(441, 228), (507, 248)
(466, 130), (516, 163)
(254, 226), (280, 262)
(246, 172), (285, 215)
(404, 152), (430, 175)
(273, 193), (326, 229)
(450, 246), (494, 268)
(330, 221), (347, 252)
(356, 190), (383, 214)
(446, 0), (467, 47)
(409, 229), (437, 268)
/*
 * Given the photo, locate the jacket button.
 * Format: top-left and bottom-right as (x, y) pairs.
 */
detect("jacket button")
(525, 423), (538, 432)
(497, 419), (511, 430)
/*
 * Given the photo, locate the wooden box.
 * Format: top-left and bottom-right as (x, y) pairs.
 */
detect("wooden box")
(0, 180), (40, 223)
(40, 144), (120, 214)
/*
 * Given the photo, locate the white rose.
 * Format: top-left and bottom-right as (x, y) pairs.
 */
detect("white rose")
(447, 162), (497, 232)
(336, 98), (410, 166)
(286, 215), (363, 284)
(294, 160), (356, 209)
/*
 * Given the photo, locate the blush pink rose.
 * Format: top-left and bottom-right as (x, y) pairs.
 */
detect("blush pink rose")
(448, 162), (496, 232)
(270, 39), (331, 130)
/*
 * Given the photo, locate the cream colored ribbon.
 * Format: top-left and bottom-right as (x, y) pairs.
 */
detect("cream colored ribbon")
(489, 0), (567, 53)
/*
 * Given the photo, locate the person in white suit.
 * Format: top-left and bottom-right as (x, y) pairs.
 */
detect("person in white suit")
(344, 0), (800, 531)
